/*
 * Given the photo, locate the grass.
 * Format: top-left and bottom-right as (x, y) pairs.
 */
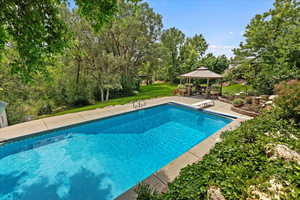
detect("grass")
(46, 83), (176, 117)
(223, 84), (254, 96)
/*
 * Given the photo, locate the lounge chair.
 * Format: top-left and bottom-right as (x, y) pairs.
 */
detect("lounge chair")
(192, 100), (215, 108)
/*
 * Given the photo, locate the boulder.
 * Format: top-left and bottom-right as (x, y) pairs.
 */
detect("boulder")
(207, 186), (226, 200)
(268, 95), (278, 100)
(266, 144), (300, 165)
(265, 101), (273, 105)
(248, 179), (288, 200)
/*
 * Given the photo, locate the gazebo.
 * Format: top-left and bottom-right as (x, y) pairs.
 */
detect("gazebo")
(179, 67), (223, 96)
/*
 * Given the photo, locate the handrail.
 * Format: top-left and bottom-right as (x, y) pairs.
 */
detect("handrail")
(132, 100), (146, 109)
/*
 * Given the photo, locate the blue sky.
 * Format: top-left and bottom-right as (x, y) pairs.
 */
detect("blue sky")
(146, 0), (274, 57)
(69, 0), (275, 57)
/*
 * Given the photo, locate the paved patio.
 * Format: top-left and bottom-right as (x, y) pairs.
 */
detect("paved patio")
(0, 96), (250, 199)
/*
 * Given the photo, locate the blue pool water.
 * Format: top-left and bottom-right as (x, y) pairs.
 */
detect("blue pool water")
(0, 104), (231, 200)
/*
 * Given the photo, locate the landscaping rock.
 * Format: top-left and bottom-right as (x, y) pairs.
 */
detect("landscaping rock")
(248, 179), (287, 200)
(264, 131), (282, 138)
(266, 144), (300, 165)
(265, 101), (273, 105)
(253, 97), (261, 105)
(268, 95), (278, 100)
(264, 105), (273, 111)
(207, 186), (226, 200)
(290, 134), (298, 140)
(260, 95), (269, 101)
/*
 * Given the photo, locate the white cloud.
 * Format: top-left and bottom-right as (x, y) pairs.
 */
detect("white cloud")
(206, 45), (237, 58)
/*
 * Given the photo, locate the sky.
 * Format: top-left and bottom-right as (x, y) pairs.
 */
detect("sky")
(69, 0), (275, 57)
(146, 0), (275, 57)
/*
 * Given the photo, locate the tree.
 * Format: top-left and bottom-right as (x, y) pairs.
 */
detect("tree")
(161, 28), (185, 83)
(140, 43), (169, 84)
(232, 0), (300, 94)
(200, 53), (229, 74)
(56, 1), (163, 103)
(99, 1), (163, 92)
(180, 34), (208, 72)
(0, 0), (140, 80)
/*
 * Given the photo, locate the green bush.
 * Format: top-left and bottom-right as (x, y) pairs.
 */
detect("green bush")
(135, 184), (158, 200)
(177, 84), (186, 89)
(38, 103), (53, 115)
(233, 98), (245, 107)
(6, 103), (27, 125)
(245, 96), (253, 104)
(274, 80), (300, 122)
(247, 90), (259, 96)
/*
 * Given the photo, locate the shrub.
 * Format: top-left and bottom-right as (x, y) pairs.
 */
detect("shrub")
(135, 184), (158, 200)
(233, 98), (245, 107)
(6, 103), (27, 125)
(274, 80), (300, 122)
(177, 84), (186, 89)
(66, 85), (92, 106)
(245, 96), (253, 104)
(38, 103), (53, 115)
(247, 89), (259, 96)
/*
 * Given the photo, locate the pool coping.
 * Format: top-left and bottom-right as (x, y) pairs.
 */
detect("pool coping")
(0, 102), (172, 144)
(0, 100), (240, 145)
(0, 98), (249, 199)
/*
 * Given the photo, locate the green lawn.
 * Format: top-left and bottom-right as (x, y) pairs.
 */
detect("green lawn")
(47, 83), (176, 117)
(223, 84), (254, 96)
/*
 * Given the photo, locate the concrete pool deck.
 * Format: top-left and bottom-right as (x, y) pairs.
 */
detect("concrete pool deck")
(0, 96), (251, 199)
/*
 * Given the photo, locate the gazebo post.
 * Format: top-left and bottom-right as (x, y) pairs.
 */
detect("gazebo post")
(206, 78), (210, 94)
(188, 77), (191, 96)
(220, 80), (223, 96)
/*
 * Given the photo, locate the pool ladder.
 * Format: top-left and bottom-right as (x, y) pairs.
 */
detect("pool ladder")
(132, 100), (146, 109)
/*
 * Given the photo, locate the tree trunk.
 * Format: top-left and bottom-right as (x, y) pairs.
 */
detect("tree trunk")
(75, 56), (81, 86)
(105, 88), (110, 101)
(100, 87), (104, 102)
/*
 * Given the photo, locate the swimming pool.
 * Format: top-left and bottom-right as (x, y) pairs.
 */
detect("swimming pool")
(0, 103), (232, 200)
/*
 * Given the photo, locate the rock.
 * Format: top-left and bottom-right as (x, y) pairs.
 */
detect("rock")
(266, 144), (300, 165)
(253, 97), (261, 105)
(207, 186), (226, 200)
(248, 187), (272, 200)
(264, 105), (273, 111)
(264, 132), (270, 136)
(264, 131), (282, 138)
(290, 134), (298, 140)
(269, 95), (278, 100)
(248, 179), (288, 200)
(260, 95), (269, 101)
(265, 101), (273, 105)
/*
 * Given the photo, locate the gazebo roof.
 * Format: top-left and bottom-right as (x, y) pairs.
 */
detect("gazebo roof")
(179, 67), (223, 79)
